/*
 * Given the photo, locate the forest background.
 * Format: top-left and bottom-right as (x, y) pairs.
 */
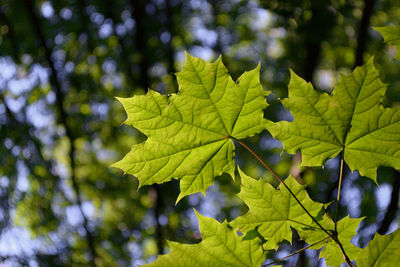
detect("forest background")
(0, 0), (399, 266)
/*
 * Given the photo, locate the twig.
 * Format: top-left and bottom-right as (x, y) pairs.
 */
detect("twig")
(334, 151), (345, 233)
(263, 236), (330, 266)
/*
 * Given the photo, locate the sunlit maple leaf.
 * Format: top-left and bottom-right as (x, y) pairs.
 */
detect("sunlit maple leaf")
(112, 53), (269, 201)
(268, 59), (400, 181)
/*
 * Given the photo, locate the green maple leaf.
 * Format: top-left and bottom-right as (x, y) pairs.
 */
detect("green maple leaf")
(354, 228), (400, 266)
(112, 53), (269, 201)
(267, 59), (400, 181)
(230, 169), (325, 250)
(144, 210), (266, 267)
(374, 25), (400, 60)
(295, 215), (362, 267)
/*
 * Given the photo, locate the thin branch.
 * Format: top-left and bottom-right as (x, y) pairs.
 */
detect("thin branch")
(23, 1), (97, 265)
(263, 236), (330, 266)
(233, 138), (354, 267)
(334, 151), (345, 233)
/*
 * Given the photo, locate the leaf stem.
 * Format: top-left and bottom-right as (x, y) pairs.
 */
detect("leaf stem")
(234, 138), (354, 267)
(263, 236), (330, 266)
(334, 150), (345, 233)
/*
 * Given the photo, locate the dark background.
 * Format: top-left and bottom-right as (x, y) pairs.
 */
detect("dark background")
(0, 0), (399, 266)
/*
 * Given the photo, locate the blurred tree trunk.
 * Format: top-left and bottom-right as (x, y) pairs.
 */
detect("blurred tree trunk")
(303, 1), (336, 82)
(295, 3), (336, 264)
(131, 0), (150, 90)
(354, 0), (376, 68)
(378, 170), (400, 235)
(165, 0), (178, 89)
(23, 0), (98, 265)
(131, 0), (164, 255)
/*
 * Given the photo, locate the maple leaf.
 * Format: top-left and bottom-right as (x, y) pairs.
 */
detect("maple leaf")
(374, 25), (400, 60)
(267, 59), (400, 181)
(354, 228), (400, 266)
(144, 210), (266, 267)
(230, 169), (325, 250)
(112, 53), (269, 201)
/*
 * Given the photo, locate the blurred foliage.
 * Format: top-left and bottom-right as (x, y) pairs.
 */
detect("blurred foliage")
(0, 0), (399, 266)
